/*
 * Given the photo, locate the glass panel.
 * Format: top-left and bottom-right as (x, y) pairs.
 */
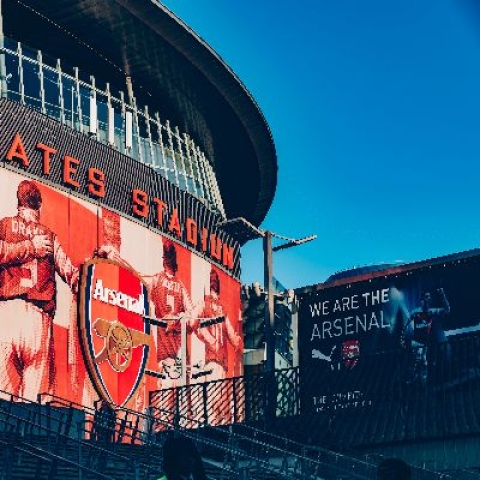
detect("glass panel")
(96, 92), (109, 144)
(4, 52), (21, 103)
(139, 137), (151, 166)
(79, 84), (91, 132)
(1, 35), (226, 210)
(62, 76), (77, 130)
(22, 58), (41, 111)
(43, 66), (61, 120)
(114, 109), (124, 151)
(4, 37), (17, 52)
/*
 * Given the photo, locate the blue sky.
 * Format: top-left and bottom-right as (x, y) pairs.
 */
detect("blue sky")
(161, 0), (480, 289)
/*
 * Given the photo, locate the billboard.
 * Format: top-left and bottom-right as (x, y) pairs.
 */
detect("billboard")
(0, 166), (243, 411)
(298, 257), (480, 415)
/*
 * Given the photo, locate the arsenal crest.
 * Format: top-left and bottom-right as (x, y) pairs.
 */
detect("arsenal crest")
(342, 340), (360, 369)
(79, 258), (150, 407)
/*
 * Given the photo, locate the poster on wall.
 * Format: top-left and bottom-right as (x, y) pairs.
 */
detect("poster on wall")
(298, 258), (480, 413)
(0, 167), (243, 414)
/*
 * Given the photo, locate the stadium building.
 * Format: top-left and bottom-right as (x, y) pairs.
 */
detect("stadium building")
(0, 2), (471, 479)
(0, 0), (282, 435)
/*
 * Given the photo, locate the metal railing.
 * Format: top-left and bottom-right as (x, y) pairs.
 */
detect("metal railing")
(0, 392), (131, 479)
(0, 36), (226, 218)
(0, 386), (464, 479)
(149, 367), (301, 428)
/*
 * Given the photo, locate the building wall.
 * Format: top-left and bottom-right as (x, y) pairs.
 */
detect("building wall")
(0, 99), (243, 409)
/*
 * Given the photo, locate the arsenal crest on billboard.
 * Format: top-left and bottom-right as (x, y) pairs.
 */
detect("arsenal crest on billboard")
(79, 258), (150, 407)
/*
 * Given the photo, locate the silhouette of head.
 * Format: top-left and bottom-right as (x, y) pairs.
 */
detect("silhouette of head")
(377, 458), (412, 480)
(421, 291), (432, 310)
(17, 180), (42, 210)
(162, 436), (206, 480)
(163, 239), (178, 275)
(210, 269), (220, 296)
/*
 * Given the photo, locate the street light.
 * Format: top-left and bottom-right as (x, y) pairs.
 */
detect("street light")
(217, 217), (317, 374)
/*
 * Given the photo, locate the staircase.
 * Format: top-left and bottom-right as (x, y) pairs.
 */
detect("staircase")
(0, 389), (464, 480)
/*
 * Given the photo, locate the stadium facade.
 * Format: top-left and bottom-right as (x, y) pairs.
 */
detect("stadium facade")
(0, 0), (277, 410)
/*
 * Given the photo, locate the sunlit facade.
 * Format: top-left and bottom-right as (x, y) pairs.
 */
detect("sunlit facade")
(0, 0), (277, 412)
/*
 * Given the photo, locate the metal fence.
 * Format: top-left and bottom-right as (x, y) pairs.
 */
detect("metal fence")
(149, 367), (300, 428)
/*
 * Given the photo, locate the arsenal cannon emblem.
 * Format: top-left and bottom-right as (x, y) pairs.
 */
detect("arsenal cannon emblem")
(79, 259), (151, 407)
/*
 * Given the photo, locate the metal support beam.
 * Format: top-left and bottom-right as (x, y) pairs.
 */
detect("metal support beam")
(0, 0), (7, 98)
(263, 231), (275, 375)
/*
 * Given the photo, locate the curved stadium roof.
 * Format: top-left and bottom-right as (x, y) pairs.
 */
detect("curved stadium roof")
(4, 0), (277, 227)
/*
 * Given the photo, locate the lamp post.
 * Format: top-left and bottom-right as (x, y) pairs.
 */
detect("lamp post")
(217, 217), (316, 422)
(262, 229), (317, 373)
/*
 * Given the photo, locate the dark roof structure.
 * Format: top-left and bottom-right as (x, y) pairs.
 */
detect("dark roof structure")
(297, 247), (480, 293)
(4, 0), (277, 226)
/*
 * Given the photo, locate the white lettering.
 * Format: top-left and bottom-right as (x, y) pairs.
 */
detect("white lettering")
(92, 278), (145, 315)
(333, 299), (341, 313)
(311, 324), (321, 341)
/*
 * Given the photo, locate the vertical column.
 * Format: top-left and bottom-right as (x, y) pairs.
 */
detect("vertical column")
(196, 146), (211, 205)
(131, 97), (143, 163)
(263, 231), (276, 425)
(175, 126), (189, 193)
(183, 134), (199, 197)
(204, 158), (226, 217)
(166, 120), (180, 187)
(202, 155), (214, 207)
(190, 140), (205, 200)
(0, 0), (7, 98)
(155, 112), (169, 179)
(57, 59), (65, 124)
(38, 50), (45, 114)
(17, 42), (24, 105)
(120, 91), (129, 154)
(89, 75), (97, 137)
(144, 106), (155, 167)
(74, 67), (83, 133)
(106, 83), (115, 147)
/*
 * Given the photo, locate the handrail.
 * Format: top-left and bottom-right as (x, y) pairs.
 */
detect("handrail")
(37, 389), (455, 480)
(0, 400), (151, 470)
(0, 413), (121, 479)
(36, 392), (329, 479)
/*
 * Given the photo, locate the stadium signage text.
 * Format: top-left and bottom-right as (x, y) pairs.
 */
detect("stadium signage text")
(93, 279), (146, 315)
(2, 132), (235, 271)
(308, 288), (391, 340)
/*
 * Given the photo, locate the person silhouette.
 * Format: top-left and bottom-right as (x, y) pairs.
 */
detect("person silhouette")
(377, 458), (412, 480)
(157, 435), (207, 480)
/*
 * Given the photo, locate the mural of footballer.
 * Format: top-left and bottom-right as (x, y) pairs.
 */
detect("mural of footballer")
(402, 288), (450, 387)
(0, 180), (78, 400)
(193, 268), (242, 425)
(149, 238), (198, 388)
(195, 268), (242, 381)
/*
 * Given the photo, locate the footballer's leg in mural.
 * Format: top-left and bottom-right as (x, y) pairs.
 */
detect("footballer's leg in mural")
(0, 180), (78, 400)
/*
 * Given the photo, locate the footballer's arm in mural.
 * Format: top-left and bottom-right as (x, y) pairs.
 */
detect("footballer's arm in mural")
(194, 268), (242, 382)
(0, 180), (78, 400)
(96, 209), (135, 271)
